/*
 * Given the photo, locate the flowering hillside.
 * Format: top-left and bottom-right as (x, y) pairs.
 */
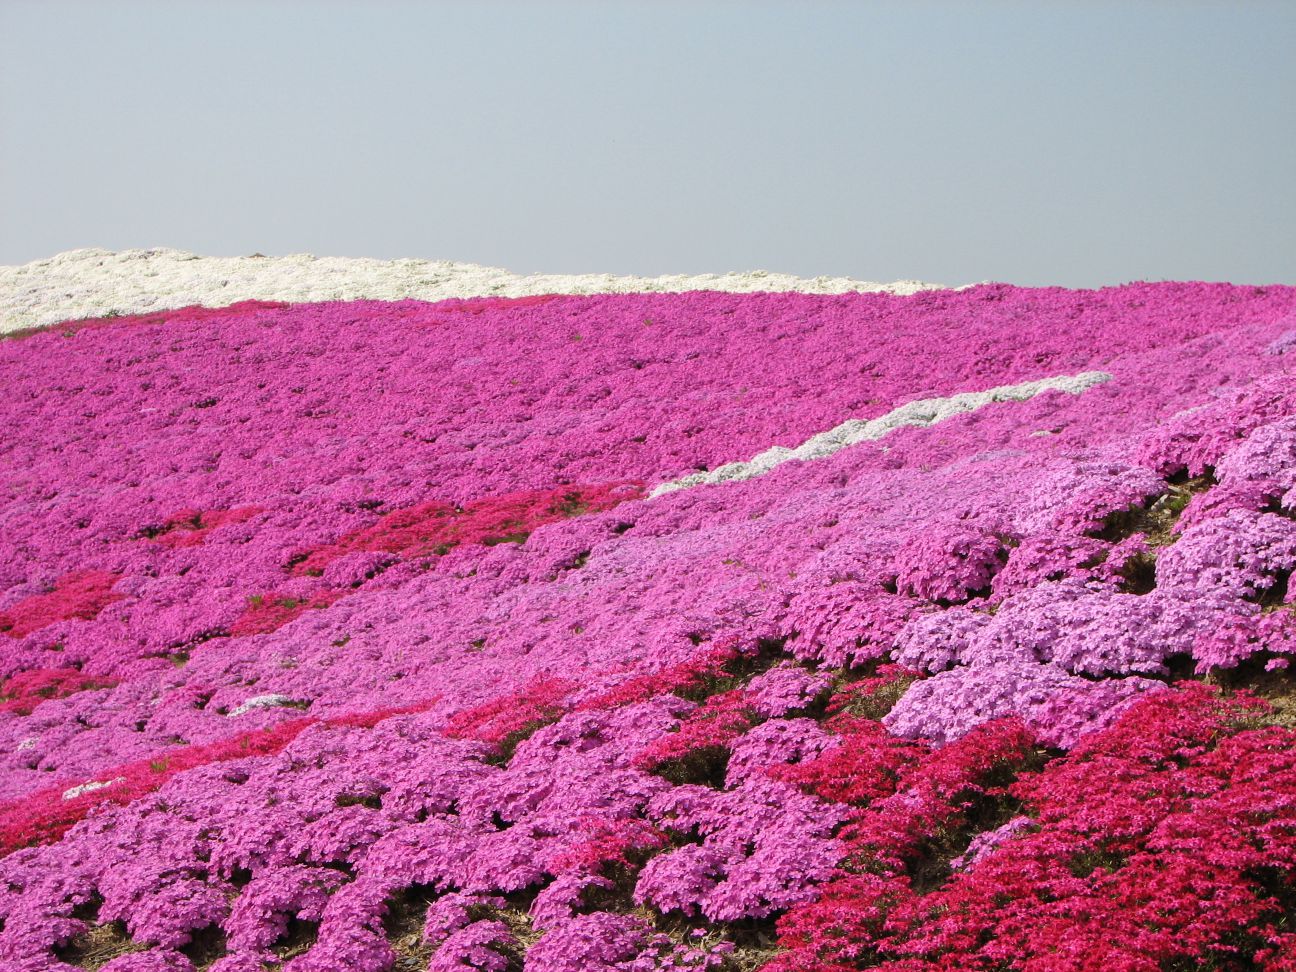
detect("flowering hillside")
(2, 273), (1296, 971)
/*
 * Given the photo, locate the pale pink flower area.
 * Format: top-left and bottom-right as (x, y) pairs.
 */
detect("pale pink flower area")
(2, 282), (1296, 969)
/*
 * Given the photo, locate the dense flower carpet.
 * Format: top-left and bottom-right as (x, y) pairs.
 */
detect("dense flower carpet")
(3, 281), (1296, 971)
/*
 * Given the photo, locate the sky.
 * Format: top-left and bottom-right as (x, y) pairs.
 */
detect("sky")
(1, 1), (1293, 287)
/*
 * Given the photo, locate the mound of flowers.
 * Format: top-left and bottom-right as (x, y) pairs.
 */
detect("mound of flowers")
(1, 281), (1295, 970)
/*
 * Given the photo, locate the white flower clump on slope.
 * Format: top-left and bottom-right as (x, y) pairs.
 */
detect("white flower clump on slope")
(0, 248), (949, 334)
(650, 371), (1114, 496)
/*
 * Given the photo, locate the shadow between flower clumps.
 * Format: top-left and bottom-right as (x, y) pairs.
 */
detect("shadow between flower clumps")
(52, 895), (147, 971)
(179, 923), (229, 970)
(1090, 470), (1217, 596)
(52, 920), (147, 971)
(584, 869), (783, 971)
(51, 895), (229, 971)
(382, 883), (543, 972)
(383, 883), (438, 971)
(269, 915), (323, 964)
(1092, 470), (1217, 548)
(1210, 657), (1296, 732)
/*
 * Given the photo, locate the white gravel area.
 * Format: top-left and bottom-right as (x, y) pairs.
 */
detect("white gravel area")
(227, 694), (305, 718)
(61, 777), (125, 801)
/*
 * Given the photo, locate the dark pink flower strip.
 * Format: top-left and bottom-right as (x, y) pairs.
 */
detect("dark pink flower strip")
(291, 481), (642, 575)
(0, 668), (119, 717)
(0, 570), (121, 639)
(0, 696), (441, 857)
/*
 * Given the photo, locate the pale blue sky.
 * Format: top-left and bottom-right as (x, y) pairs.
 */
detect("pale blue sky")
(2, 1), (1293, 286)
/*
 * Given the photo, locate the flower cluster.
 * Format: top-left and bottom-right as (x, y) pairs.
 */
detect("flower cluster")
(0, 280), (1294, 969)
(769, 687), (1296, 971)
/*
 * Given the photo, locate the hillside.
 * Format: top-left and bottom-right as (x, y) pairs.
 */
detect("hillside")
(2, 261), (1296, 971)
